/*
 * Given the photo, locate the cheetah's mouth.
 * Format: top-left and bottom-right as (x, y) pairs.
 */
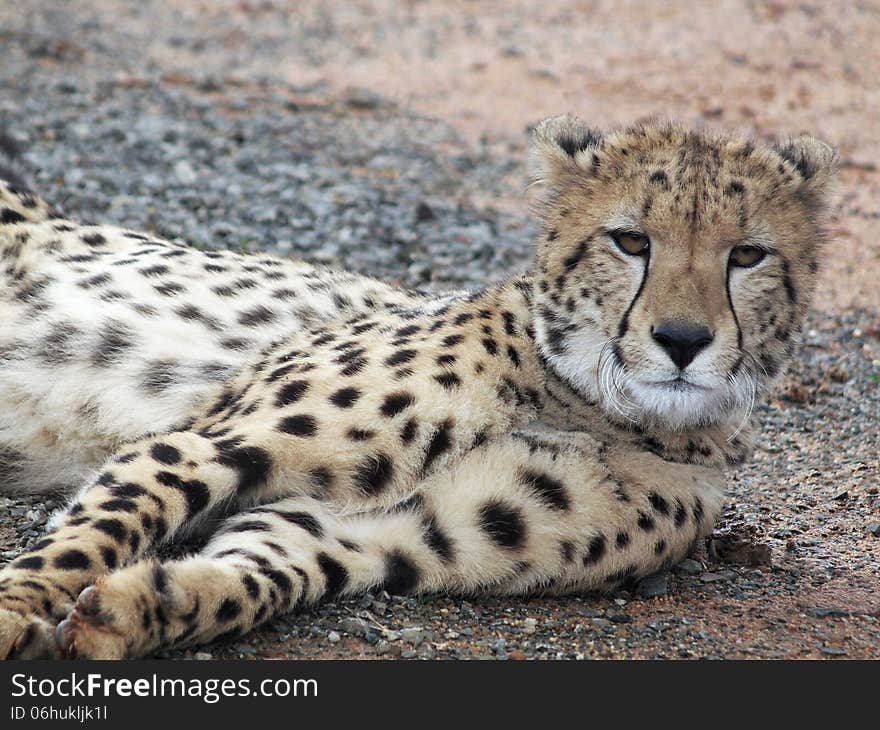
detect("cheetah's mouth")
(647, 378), (710, 393)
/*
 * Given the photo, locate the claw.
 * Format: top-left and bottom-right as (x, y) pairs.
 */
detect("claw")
(54, 587), (129, 659)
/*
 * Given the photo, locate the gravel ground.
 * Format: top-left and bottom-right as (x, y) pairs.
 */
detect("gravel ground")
(0, 1), (877, 659)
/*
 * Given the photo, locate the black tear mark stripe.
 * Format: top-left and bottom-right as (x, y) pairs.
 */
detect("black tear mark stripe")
(617, 245), (651, 338)
(724, 258), (744, 350)
(780, 257), (797, 305)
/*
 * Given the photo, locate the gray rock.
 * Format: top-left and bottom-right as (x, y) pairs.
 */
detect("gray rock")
(676, 559), (703, 575)
(636, 573), (669, 599)
(606, 610), (633, 624)
(806, 606), (849, 618)
(401, 627), (424, 645)
(338, 617), (369, 637)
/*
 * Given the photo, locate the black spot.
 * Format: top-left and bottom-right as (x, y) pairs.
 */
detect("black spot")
(422, 515), (454, 563)
(616, 531), (630, 549)
(442, 334), (463, 347)
(692, 497), (705, 523)
(242, 575), (260, 599)
(53, 550), (91, 571)
(478, 501), (526, 549)
(238, 305), (277, 327)
(385, 349), (417, 367)
(224, 520), (272, 534)
(150, 442), (181, 466)
(317, 553), (348, 597)
(111, 482), (147, 499)
(82, 232), (106, 247)
(433, 372), (461, 389)
(216, 598), (242, 622)
(436, 353), (456, 366)
(400, 418), (418, 444)
(273, 511), (324, 538)
(215, 444), (274, 491)
(310, 467), (334, 492)
(563, 240), (587, 271)
(92, 320), (134, 367)
(14, 555), (44, 570)
(93, 518), (127, 543)
(154, 471), (211, 518)
(637, 512), (655, 531)
(100, 546), (118, 569)
(0, 208), (26, 224)
(654, 539), (667, 555)
(559, 540), (576, 563)
(380, 391), (416, 418)
(352, 453), (394, 496)
(383, 551), (421, 594)
(674, 499), (687, 527)
(423, 419), (454, 472)
(98, 498), (138, 513)
(650, 170), (669, 186)
(154, 281), (186, 297)
(340, 356), (368, 376)
(329, 387), (361, 408)
(518, 469), (569, 511)
(275, 379), (310, 407)
(482, 338), (498, 356)
(648, 491), (670, 516)
(278, 414), (318, 437)
(347, 427), (374, 441)
(583, 534), (607, 565)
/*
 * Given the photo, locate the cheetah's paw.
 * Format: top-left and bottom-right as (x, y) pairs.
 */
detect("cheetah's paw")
(56, 585), (131, 660)
(0, 608), (61, 659)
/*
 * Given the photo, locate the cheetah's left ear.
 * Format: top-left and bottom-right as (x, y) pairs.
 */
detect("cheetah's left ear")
(528, 115), (603, 216)
(773, 135), (838, 209)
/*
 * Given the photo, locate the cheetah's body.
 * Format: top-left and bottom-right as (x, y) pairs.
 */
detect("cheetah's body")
(0, 118), (835, 658)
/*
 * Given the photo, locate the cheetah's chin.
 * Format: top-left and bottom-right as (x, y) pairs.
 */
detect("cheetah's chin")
(624, 375), (756, 432)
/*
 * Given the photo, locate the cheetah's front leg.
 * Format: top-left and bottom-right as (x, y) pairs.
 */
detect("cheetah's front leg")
(0, 428), (263, 659)
(56, 433), (723, 658)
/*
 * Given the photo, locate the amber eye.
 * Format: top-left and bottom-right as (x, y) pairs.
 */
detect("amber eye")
(610, 231), (650, 256)
(729, 245), (767, 268)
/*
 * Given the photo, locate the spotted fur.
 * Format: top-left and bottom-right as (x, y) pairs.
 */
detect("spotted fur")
(0, 118), (835, 658)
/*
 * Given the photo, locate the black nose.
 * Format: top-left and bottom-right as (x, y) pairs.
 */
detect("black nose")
(651, 321), (714, 370)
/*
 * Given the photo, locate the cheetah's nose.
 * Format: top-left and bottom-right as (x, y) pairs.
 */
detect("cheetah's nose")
(651, 320), (714, 370)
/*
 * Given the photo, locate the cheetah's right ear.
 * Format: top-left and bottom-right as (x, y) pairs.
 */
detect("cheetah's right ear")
(528, 116), (603, 215)
(773, 134), (838, 212)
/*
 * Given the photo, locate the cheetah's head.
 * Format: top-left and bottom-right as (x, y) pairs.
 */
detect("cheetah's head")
(528, 116), (837, 431)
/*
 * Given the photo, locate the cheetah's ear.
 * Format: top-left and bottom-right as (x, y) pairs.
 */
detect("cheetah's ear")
(528, 116), (603, 215)
(773, 134), (838, 209)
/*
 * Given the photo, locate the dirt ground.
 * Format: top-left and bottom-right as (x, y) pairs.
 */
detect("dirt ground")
(1, 0), (878, 659)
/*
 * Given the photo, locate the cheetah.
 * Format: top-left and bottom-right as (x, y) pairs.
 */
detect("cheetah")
(0, 117), (836, 658)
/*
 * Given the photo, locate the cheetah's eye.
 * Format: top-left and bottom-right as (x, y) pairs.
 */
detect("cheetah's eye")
(729, 245), (767, 268)
(610, 231), (650, 256)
